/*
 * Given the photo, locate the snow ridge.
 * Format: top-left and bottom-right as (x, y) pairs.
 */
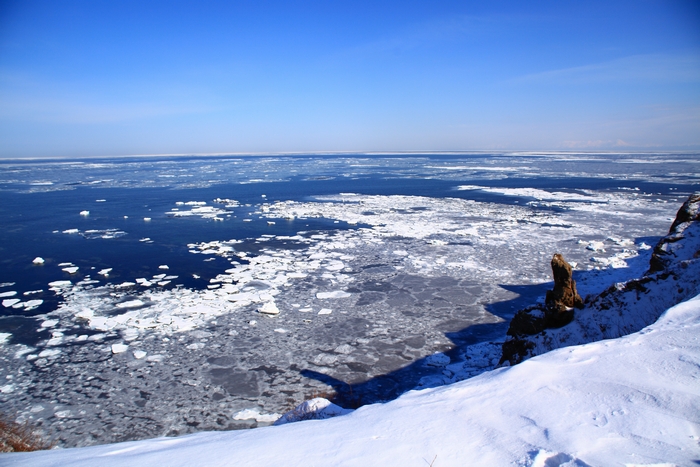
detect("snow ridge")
(4, 294), (700, 466)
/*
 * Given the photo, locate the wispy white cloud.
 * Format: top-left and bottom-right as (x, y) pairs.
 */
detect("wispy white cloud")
(561, 139), (632, 149)
(513, 53), (700, 84)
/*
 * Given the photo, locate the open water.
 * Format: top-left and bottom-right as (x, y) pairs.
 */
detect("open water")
(0, 153), (697, 446)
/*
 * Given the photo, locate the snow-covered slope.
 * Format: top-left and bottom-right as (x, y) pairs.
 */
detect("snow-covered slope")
(502, 193), (700, 365)
(4, 293), (700, 466)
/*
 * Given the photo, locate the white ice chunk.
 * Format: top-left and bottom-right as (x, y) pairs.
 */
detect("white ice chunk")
(316, 291), (351, 299)
(116, 299), (145, 309)
(133, 350), (147, 359)
(286, 272), (308, 279)
(80, 210), (89, 216)
(318, 308), (332, 315)
(62, 266), (79, 274)
(111, 343), (129, 354)
(98, 268), (112, 276)
(258, 302), (280, 315)
(0, 291), (17, 298)
(586, 241), (606, 252)
(233, 408), (280, 423)
(324, 260), (345, 271)
(144, 217), (151, 221)
(23, 299), (43, 310)
(159, 265), (169, 270)
(3, 298), (21, 307)
(48, 280), (72, 288)
(32, 257), (45, 265)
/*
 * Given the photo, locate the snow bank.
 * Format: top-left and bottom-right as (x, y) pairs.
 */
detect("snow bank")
(5, 294), (699, 466)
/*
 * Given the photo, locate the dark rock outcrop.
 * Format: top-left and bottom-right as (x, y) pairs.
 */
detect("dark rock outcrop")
(545, 253), (584, 326)
(504, 254), (581, 339)
(648, 193), (700, 274)
(500, 192), (700, 367)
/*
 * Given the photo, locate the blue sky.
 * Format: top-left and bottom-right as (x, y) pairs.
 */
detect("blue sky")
(0, 0), (699, 157)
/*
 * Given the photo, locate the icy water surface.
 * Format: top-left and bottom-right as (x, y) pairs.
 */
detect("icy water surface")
(0, 153), (698, 446)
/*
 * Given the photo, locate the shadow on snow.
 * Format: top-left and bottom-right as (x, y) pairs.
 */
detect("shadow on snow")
(300, 238), (657, 409)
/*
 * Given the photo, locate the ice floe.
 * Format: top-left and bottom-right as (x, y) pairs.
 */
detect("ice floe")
(0, 161), (692, 450)
(258, 302), (280, 315)
(232, 408), (280, 423)
(167, 201), (228, 220)
(111, 343), (129, 354)
(316, 291), (351, 299)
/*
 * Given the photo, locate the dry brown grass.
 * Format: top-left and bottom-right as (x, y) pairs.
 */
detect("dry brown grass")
(0, 413), (53, 452)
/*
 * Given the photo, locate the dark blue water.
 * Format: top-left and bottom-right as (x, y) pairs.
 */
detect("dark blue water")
(1, 153), (698, 338)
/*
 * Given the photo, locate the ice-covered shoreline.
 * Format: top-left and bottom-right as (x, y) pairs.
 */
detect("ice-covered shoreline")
(0, 187), (682, 448)
(0, 153), (697, 450)
(4, 292), (699, 466)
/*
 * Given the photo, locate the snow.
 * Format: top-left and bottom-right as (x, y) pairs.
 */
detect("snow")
(1, 188), (686, 448)
(273, 397), (352, 425)
(1, 155), (696, 450)
(5, 294), (700, 466)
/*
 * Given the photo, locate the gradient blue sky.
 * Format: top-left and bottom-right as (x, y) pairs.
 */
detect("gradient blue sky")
(1, 0), (699, 157)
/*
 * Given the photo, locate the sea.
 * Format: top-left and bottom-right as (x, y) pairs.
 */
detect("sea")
(0, 152), (698, 447)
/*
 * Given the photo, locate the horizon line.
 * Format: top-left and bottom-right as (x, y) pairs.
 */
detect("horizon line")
(1, 149), (699, 162)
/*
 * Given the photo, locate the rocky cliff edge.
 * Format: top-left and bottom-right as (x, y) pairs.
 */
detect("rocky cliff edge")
(501, 193), (700, 365)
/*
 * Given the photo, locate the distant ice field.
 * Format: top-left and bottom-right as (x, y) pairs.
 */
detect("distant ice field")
(0, 153), (698, 447)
